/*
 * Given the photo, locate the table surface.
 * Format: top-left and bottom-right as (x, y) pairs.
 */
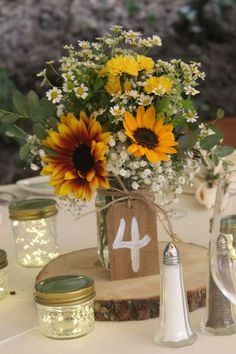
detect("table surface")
(0, 182), (236, 354)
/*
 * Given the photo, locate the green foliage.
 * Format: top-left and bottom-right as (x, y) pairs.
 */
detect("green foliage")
(123, 0), (140, 15)
(0, 90), (57, 142)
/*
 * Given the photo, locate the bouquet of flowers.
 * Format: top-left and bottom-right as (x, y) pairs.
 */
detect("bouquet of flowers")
(0, 25), (233, 208)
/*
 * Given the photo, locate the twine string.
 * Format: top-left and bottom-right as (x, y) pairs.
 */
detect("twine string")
(77, 180), (180, 243)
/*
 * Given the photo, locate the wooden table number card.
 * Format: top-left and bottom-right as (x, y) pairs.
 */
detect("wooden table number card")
(106, 199), (160, 281)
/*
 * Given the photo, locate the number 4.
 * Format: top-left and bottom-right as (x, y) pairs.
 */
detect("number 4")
(112, 217), (151, 272)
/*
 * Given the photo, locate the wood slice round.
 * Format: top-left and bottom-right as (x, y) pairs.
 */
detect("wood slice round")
(36, 242), (207, 321)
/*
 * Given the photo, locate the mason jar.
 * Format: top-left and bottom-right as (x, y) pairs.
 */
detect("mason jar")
(9, 198), (59, 267)
(0, 249), (9, 300)
(34, 275), (96, 339)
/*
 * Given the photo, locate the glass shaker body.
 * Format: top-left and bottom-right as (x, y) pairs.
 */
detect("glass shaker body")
(154, 242), (197, 348)
(9, 198), (59, 267)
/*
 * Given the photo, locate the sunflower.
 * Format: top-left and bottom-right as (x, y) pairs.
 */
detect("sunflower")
(41, 112), (110, 201)
(123, 106), (178, 164)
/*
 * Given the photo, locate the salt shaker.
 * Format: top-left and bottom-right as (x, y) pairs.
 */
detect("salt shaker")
(201, 235), (236, 335)
(154, 242), (197, 347)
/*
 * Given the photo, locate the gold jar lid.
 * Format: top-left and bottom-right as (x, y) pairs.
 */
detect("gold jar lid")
(0, 249), (8, 269)
(9, 198), (58, 221)
(220, 215), (236, 234)
(34, 275), (96, 306)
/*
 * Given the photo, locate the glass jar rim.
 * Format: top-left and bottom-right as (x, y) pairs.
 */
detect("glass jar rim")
(34, 275), (95, 306)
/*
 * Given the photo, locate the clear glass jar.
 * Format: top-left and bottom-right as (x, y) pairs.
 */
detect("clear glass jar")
(9, 198), (59, 267)
(34, 275), (96, 339)
(0, 249), (8, 300)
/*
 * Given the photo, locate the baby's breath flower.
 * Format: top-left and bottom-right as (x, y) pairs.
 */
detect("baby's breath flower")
(131, 181), (139, 190)
(46, 87), (62, 104)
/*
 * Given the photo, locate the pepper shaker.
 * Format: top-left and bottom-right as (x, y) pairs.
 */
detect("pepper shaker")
(154, 242), (197, 347)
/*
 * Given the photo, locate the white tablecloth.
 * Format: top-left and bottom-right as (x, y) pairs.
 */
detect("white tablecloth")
(0, 183), (236, 354)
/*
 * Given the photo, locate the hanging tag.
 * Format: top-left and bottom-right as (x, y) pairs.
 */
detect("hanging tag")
(106, 199), (160, 281)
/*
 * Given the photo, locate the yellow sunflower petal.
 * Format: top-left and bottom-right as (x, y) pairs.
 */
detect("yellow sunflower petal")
(156, 146), (177, 154)
(124, 112), (137, 131)
(136, 106), (145, 128)
(145, 149), (159, 164)
(64, 171), (77, 180)
(86, 169), (95, 182)
(143, 106), (156, 129)
(154, 117), (165, 134)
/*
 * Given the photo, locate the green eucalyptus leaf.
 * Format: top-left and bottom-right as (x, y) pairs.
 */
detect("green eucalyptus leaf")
(33, 123), (47, 139)
(4, 125), (27, 140)
(214, 145), (234, 157)
(200, 132), (222, 150)
(44, 146), (58, 157)
(13, 90), (28, 116)
(48, 116), (58, 129)
(19, 142), (31, 160)
(28, 91), (42, 121)
(178, 131), (199, 151)
(216, 108), (225, 119)
(1, 113), (20, 123)
(40, 98), (57, 119)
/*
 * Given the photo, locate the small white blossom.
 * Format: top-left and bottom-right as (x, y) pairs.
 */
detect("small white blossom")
(109, 136), (116, 147)
(74, 84), (88, 99)
(117, 131), (127, 143)
(30, 163), (40, 171)
(110, 105), (125, 117)
(57, 104), (64, 117)
(39, 149), (46, 158)
(62, 71), (75, 81)
(150, 35), (162, 46)
(140, 160), (147, 168)
(36, 69), (46, 77)
(119, 168), (127, 177)
(78, 41), (90, 49)
(175, 187), (183, 194)
(131, 181), (139, 190)
(46, 87), (63, 104)
(184, 85), (200, 96)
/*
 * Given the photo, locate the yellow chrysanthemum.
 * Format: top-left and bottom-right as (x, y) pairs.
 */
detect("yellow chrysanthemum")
(41, 112), (110, 201)
(123, 78), (132, 92)
(105, 55), (139, 76)
(144, 76), (172, 95)
(123, 106), (178, 164)
(136, 55), (154, 72)
(105, 75), (122, 95)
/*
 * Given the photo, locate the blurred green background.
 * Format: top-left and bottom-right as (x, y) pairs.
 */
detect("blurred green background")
(0, 0), (235, 184)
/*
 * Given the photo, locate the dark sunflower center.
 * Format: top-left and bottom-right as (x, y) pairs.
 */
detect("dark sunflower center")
(72, 144), (94, 174)
(134, 128), (158, 149)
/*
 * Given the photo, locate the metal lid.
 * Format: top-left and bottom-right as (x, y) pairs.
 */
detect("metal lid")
(163, 242), (180, 266)
(0, 249), (8, 269)
(9, 198), (58, 221)
(34, 275), (95, 306)
(220, 215), (236, 234)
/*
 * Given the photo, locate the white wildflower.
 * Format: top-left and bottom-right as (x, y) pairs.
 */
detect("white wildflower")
(62, 71), (75, 81)
(110, 105), (125, 117)
(46, 87), (63, 104)
(138, 93), (153, 106)
(36, 69), (46, 77)
(78, 41), (90, 49)
(184, 85), (200, 96)
(140, 160), (147, 168)
(150, 35), (162, 46)
(74, 84), (88, 99)
(175, 187), (183, 194)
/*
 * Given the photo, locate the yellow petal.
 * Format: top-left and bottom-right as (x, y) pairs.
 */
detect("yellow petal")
(145, 149), (159, 164)
(143, 105), (156, 129)
(64, 171), (77, 180)
(86, 169), (95, 182)
(124, 112), (137, 131)
(156, 146), (177, 154)
(136, 106), (145, 128)
(154, 117), (165, 134)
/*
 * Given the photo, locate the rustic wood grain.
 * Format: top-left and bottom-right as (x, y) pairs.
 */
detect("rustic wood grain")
(36, 242), (207, 321)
